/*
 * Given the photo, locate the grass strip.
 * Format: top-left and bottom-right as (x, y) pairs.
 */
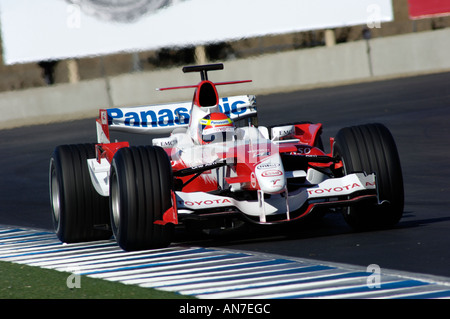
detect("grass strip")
(0, 260), (194, 299)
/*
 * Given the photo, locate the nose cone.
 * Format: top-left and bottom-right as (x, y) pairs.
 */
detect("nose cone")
(255, 155), (286, 194)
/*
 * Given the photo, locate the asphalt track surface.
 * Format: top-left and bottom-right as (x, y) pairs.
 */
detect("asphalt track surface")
(1, 71), (449, 280)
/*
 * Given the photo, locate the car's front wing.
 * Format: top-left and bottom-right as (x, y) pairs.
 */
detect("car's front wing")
(175, 172), (378, 224)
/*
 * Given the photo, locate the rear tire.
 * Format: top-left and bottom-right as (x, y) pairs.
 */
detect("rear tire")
(109, 146), (174, 251)
(49, 144), (112, 243)
(333, 123), (404, 230)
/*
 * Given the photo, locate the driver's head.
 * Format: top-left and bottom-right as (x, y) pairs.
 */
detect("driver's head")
(198, 112), (234, 144)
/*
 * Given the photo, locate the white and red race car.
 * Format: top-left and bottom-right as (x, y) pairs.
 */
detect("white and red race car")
(50, 64), (404, 251)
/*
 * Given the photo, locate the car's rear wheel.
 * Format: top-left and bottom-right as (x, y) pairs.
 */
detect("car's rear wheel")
(49, 144), (112, 243)
(109, 146), (174, 251)
(333, 123), (404, 230)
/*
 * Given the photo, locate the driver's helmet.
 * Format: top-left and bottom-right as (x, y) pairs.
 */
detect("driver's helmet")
(198, 112), (234, 144)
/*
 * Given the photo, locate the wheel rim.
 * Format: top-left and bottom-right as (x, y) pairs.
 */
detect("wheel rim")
(50, 161), (61, 225)
(110, 170), (121, 232)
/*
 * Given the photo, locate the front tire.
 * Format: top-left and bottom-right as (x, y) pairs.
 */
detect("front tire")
(49, 144), (112, 243)
(333, 123), (404, 230)
(109, 146), (174, 251)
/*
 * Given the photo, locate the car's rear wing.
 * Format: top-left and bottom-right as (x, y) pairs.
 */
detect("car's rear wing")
(96, 95), (257, 143)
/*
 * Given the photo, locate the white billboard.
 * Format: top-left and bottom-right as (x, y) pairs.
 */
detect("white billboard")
(0, 0), (393, 65)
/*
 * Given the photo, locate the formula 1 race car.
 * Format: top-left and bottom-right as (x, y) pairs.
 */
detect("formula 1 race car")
(49, 63), (404, 251)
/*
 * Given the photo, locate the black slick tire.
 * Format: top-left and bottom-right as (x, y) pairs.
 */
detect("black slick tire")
(49, 144), (112, 243)
(109, 146), (174, 251)
(333, 123), (404, 230)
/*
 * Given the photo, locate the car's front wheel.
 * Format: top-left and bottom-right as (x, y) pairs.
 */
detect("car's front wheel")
(109, 146), (174, 251)
(333, 123), (404, 230)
